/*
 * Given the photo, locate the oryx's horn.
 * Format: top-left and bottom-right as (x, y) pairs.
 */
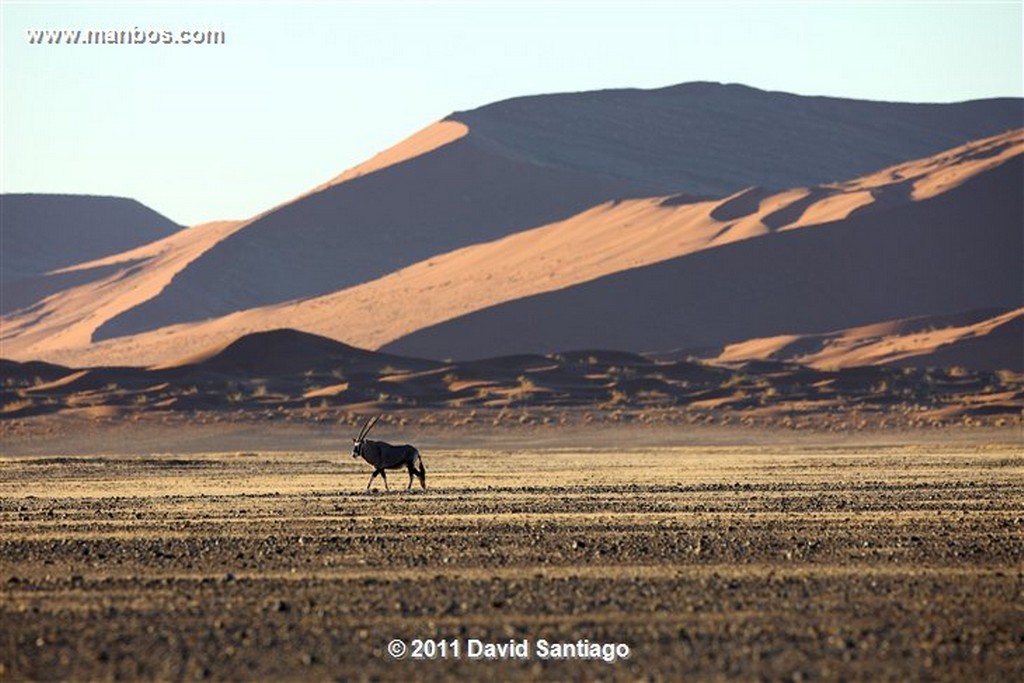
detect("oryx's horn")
(362, 414), (381, 440)
(356, 414), (380, 441)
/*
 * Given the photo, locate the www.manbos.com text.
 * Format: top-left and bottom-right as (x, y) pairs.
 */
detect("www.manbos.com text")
(26, 27), (226, 46)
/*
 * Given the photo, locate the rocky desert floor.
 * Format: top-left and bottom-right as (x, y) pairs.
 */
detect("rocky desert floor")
(1, 421), (1022, 681)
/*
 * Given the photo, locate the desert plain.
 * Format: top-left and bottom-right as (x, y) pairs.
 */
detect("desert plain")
(2, 80), (1021, 683)
(1, 417), (1021, 682)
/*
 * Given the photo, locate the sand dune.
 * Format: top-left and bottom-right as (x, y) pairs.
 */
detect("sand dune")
(711, 307), (1024, 371)
(4, 131), (1021, 369)
(384, 155), (1023, 360)
(3, 87), (1021, 369)
(1, 220), (245, 355)
(1, 124), (468, 317)
(452, 82), (1021, 195)
(4, 327), (1019, 428)
(93, 130), (655, 341)
(0, 124), (474, 355)
(64, 84), (1024, 340)
(0, 194), (180, 283)
(155, 328), (435, 377)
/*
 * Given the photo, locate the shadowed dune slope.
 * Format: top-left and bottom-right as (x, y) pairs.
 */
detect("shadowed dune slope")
(450, 82), (1021, 192)
(384, 157), (1024, 360)
(155, 328), (437, 377)
(94, 135), (655, 341)
(1, 261), (142, 317)
(0, 358), (73, 384)
(886, 311), (1023, 372)
(0, 194), (181, 283)
(707, 308), (1024, 371)
(0, 220), (247, 356)
(91, 84), (1022, 339)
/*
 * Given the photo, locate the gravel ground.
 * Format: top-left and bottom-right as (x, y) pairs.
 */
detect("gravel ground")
(1, 441), (1022, 682)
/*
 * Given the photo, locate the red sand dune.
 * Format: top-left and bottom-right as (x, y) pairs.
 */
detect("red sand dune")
(709, 307), (1024, 371)
(41, 85), (1024, 341)
(3, 131), (1021, 369)
(383, 152), (1023, 361)
(2, 85), (1021, 371)
(1, 220), (246, 356)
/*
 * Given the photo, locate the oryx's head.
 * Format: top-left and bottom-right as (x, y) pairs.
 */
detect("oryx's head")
(351, 415), (380, 458)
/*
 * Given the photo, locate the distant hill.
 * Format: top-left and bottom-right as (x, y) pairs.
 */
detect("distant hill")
(87, 83), (1023, 339)
(0, 194), (181, 282)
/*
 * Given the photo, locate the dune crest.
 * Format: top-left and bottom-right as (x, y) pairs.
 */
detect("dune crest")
(312, 120), (469, 189)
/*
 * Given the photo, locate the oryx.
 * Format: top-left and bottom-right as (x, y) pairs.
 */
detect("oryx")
(351, 415), (426, 491)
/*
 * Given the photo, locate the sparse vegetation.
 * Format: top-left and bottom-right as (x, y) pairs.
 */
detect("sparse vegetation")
(0, 351), (1019, 428)
(605, 388), (629, 405)
(721, 373), (750, 389)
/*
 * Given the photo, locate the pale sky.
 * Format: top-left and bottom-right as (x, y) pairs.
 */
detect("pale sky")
(2, 1), (1022, 225)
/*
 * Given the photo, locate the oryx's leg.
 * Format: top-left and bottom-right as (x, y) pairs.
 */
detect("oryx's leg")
(367, 469), (381, 490)
(380, 469), (389, 491)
